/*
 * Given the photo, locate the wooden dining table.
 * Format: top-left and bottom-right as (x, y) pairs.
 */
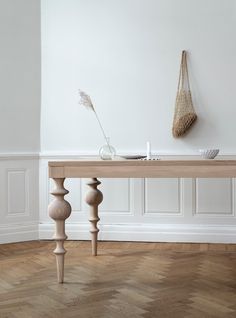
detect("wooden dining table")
(48, 156), (236, 283)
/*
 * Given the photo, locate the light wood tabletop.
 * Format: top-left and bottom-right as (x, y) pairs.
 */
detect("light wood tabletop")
(49, 156), (236, 178)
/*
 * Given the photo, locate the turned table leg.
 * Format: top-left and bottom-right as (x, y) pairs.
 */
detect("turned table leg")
(86, 178), (103, 256)
(48, 178), (71, 283)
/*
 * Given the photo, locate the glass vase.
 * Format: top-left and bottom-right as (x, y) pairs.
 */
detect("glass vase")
(99, 138), (116, 160)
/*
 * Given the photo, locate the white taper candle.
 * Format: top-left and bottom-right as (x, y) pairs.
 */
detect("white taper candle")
(146, 141), (151, 160)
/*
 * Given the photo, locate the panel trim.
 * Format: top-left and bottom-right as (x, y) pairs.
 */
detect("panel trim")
(143, 178), (183, 216)
(6, 169), (30, 217)
(99, 179), (132, 214)
(193, 178), (235, 217)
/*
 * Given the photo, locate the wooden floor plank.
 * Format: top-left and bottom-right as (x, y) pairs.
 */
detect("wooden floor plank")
(0, 241), (236, 318)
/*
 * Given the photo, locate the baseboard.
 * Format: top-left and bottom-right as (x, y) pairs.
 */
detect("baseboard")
(39, 223), (236, 243)
(0, 223), (39, 244)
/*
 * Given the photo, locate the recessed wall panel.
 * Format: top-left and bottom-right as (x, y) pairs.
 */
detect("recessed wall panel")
(145, 178), (181, 214)
(99, 178), (130, 213)
(7, 170), (28, 215)
(195, 178), (233, 215)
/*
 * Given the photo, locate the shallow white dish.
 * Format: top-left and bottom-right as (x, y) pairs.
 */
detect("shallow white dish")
(120, 155), (146, 160)
(199, 149), (219, 159)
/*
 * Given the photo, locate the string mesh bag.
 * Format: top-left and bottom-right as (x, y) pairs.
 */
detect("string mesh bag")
(172, 51), (197, 138)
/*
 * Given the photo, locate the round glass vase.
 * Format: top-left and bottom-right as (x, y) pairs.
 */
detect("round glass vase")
(99, 139), (116, 160)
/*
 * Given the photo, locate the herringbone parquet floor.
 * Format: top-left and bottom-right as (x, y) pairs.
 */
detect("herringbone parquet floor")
(0, 241), (236, 318)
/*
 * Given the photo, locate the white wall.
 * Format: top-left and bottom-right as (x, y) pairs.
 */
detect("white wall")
(0, 0), (41, 243)
(0, 0), (41, 152)
(39, 0), (236, 244)
(41, 0), (236, 154)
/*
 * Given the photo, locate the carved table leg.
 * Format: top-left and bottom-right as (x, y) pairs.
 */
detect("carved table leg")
(86, 178), (103, 256)
(48, 178), (71, 283)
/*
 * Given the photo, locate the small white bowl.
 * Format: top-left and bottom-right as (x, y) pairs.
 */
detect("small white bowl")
(199, 149), (219, 159)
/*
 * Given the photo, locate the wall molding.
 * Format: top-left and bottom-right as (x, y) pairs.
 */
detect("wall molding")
(192, 178), (236, 217)
(0, 223), (39, 244)
(39, 151), (236, 159)
(5, 151), (236, 160)
(0, 152), (39, 160)
(143, 178), (183, 216)
(39, 223), (236, 244)
(6, 169), (30, 217)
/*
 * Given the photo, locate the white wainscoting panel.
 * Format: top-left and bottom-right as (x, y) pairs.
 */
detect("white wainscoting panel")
(0, 154), (39, 243)
(144, 178), (182, 215)
(7, 169), (29, 216)
(193, 178), (234, 216)
(99, 178), (131, 213)
(39, 155), (236, 243)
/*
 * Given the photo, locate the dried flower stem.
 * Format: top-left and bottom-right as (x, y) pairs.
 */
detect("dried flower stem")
(94, 112), (110, 146)
(78, 90), (113, 155)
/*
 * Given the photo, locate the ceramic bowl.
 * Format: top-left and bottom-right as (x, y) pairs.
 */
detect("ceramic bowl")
(199, 149), (219, 159)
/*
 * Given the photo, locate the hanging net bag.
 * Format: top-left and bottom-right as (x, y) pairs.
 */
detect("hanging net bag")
(172, 51), (197, 138)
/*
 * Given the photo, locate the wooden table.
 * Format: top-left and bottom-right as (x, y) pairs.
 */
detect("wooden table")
(48, 156), (236, 283)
